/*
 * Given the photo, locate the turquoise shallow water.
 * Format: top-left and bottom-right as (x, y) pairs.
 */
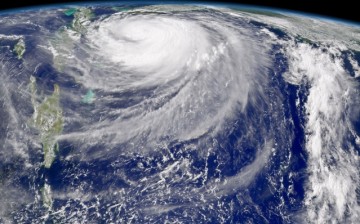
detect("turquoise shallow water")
(0, 3), (359, 223)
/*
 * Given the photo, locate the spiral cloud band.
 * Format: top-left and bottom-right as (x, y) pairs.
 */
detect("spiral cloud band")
(0, 4), (359, 224)
(57, 9), (271, 155)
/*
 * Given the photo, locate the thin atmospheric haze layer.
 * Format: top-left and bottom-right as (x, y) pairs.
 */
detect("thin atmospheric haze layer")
(0, 3), (359, 224)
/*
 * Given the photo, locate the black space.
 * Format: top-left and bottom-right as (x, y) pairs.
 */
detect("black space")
(0, 0), (359, 24)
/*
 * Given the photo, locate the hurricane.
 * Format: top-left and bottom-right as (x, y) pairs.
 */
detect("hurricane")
(56, 7), (273, 159)
(0, 3), (359, 223)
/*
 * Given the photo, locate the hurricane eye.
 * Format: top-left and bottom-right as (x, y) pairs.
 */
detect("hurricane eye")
(1, 3), (359, 224)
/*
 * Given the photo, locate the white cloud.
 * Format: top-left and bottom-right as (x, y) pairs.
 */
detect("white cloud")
(284, 41), (360, 223)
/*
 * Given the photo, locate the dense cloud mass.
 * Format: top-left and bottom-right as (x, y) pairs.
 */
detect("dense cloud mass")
(0, 4), (359, 223)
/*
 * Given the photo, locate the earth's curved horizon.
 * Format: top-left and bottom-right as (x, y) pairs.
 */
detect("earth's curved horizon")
(0, 2), (359, 223)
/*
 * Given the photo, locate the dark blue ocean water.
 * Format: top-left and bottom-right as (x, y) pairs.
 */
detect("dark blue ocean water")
(1, 3), (360, 223)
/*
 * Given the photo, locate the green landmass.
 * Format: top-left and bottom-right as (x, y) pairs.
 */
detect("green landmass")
(14, 39), (25, 59)
(231, 7), (288, 18)
(40, 183), (53, 210)
(71, 8), (94, 34)
(30, 76), (63, 168)
(296, 35), (314, 45)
